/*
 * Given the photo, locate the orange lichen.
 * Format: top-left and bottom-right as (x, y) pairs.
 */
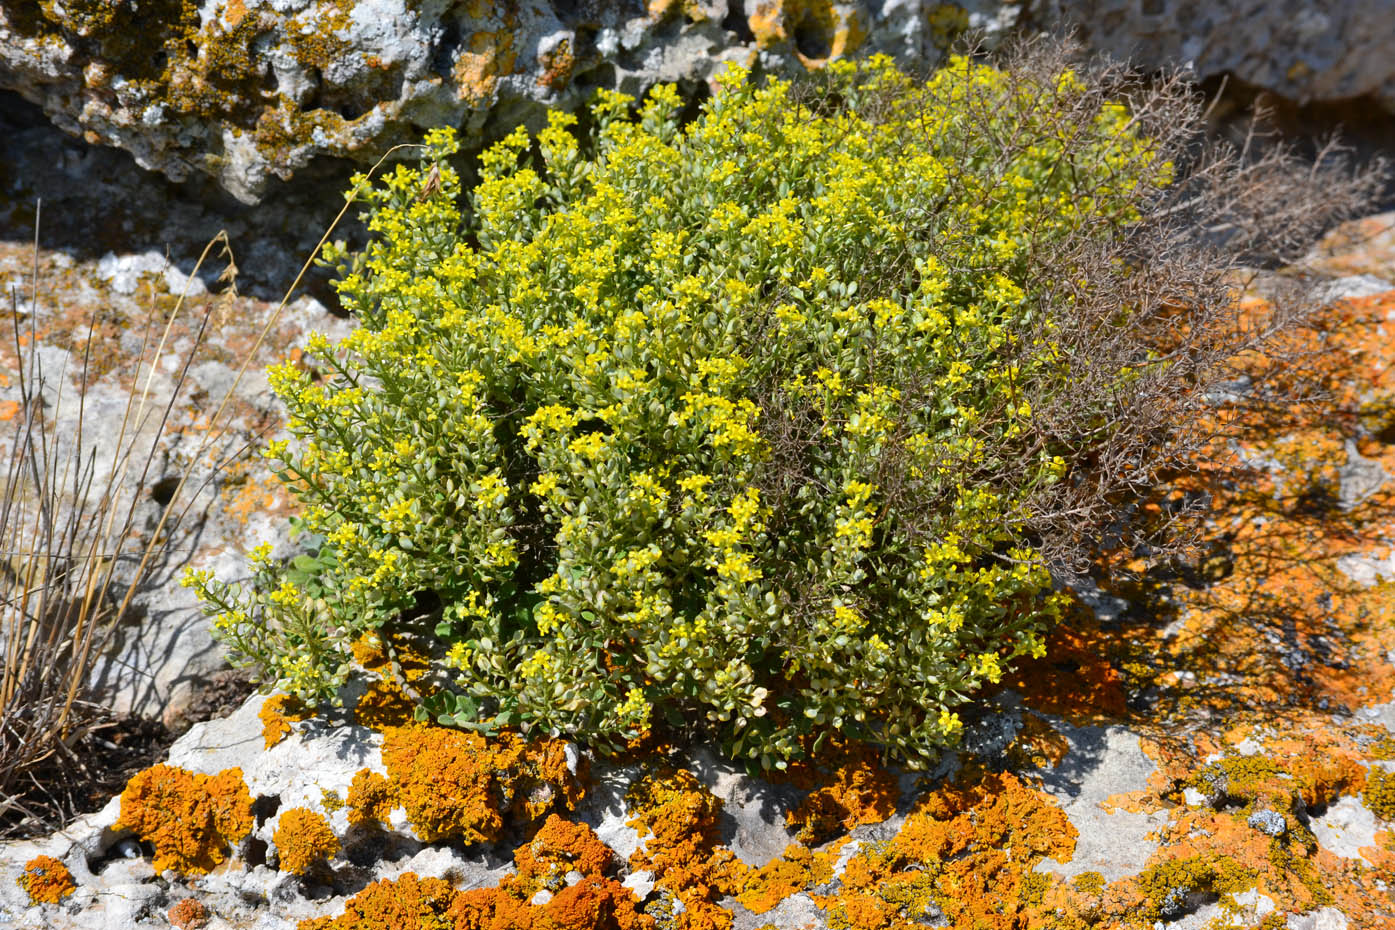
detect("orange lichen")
(115, 764), (254, 875)
(16, 855), (75, 905)
(260, 693), (312, 749)
(450, 877), (653, 930)
(168, 897), (212, 929)
(513, 815), (616, 895)
(347, 768), (398, 829)
(300, 818), (652, 930)
(537, 38), (574, 91)
(274, 807), (340, 875)
(380, 724), (583, 844)
(351, 632), (391, 671)
(783, 739), (898, 846)
(736, 844), (832, 915)
(622, 768), (749, 930)
(296, 872), (459, 930)
(354, 679), (417, 729)
(1006, 601), (1130, 723)
(815, 770), (1076, 929)
(454, 31), (516, 106)
(1006, 712), (1073, 771)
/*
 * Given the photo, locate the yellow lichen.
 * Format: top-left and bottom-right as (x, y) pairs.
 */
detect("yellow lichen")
(625, 768), (749, 930)
(1364, 767), (1395, 821)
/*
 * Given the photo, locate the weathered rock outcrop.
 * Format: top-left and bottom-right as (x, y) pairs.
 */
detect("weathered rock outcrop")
(3, 1), (1391, 205)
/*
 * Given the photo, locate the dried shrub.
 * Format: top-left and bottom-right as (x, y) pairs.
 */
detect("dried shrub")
(0, 228), (243, 837)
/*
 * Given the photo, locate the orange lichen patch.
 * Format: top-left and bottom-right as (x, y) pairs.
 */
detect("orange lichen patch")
(1006, 712), (1073, 771)
(1127, 293), (1395, 723)
(1309, 212), (1395, 279)
(355, 679), (417, 729)
(168, 897), (211, 930)
(1006, 604), (1129, 723)
(455, 31), (516, 106)
(815, 770), (1075, 929)
(380, 725), (583, 844)
(346, 768), (397, 829)
(274, 807), (340, 875)
(625, 768), (748, 930)
(513, 815), (616, 895)
(301, 817), (651, 930)
(537, 38), (574, 91)
(15, 855), (75, 905)
(0, 399), (20, 422)
(736, 844), (832, 915)
(745, 0), (862, 66)
(296, 872), (459, 930)
(222, 463), (294, 527)
(782, 738), (898, 846)
(450, 878), (654, 930)
(260, 693), (313, 749)
(115, 764), (254, 875)
(1364, 767), (1395, 821)
(350, 632), (390, 671)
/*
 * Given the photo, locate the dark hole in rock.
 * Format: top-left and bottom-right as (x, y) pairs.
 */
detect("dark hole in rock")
(792, 19), (831, 60)
(433, 19), (462, 80)
(150, 475), (181, 507)
(722, 5), (755, 43)
(252, 794), (281, 825)
(243, 836), (268, 868)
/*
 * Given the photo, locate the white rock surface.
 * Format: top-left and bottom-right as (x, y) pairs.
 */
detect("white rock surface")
(1310, 794), (1381, 866)
(1033, 721), (1166, 883)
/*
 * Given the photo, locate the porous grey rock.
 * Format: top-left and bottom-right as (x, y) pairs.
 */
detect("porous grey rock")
(1337, 439), (1391, 511)
(1336, 548), (1395, 587)
(0, 0), (934, 205)
(1038, 0), (1395, 108)
(686, 744), (806, 867)
(726, 890), (830, 930)
(4, 1), (1393, 205)
(1247, 808), (1287, 836)
(0, 240), (357, 723)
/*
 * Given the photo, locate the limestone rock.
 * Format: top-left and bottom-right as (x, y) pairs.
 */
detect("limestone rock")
(3, 2), (1392, 205)
(0, 0), (933, 204)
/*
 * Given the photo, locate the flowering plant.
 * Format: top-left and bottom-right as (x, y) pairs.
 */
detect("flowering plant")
(188, 54), (1176, 767)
